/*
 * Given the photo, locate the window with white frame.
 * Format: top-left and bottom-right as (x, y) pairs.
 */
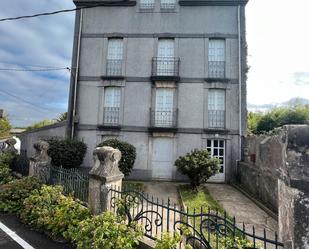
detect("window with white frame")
(206, 139), (225, 173)
(157, 39), (175, 76)
(153, 88), (175, 127)
(106, 39), (123, 76)
(208, 39), (225, 78)
(160, 0), (176, 9)
(103, 87), (121, 125)
(140, 0), (154, 9)
(208, 89), (225, 128)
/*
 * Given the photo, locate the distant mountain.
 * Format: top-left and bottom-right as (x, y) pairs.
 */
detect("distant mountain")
(248, 98), (309, 112)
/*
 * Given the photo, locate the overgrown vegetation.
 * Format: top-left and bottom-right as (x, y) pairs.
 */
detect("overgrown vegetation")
(25, 119), (56, 131)
(0, 152), (15, 184)
(44, 138), (87, 168)
(0, 116), (11, 138)
(175, 149), (220, 190)
(98, 139), (136, 176)
(248, 105), (309, 134)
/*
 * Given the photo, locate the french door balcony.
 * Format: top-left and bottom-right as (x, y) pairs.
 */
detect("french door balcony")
(151, 57), (180, 81)
(150, 108), (178, 128)
(103, 107), (120, 126)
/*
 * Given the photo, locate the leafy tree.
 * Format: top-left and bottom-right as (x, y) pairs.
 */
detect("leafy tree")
(97, 139), (136, 176)
(175, 149), (220, 190)
(0, 117), (11, 138)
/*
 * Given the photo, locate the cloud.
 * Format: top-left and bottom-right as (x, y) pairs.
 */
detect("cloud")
(0, 0), (75, 127)
(293, 72), (309, 86)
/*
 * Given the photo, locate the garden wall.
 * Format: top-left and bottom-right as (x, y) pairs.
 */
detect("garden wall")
(18, 121), (67, 157)
(238, 125), (309, 213)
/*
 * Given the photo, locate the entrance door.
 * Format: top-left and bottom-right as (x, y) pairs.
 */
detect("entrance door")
(157, 39), (174, 75)
(206, 139), (225, 182)
(152, 138), (174, 179)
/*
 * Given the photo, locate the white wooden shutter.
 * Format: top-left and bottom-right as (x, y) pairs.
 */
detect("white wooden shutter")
(158, 39), (174, 58)
(107, 39), (123, 60)
(208, 40), (225, 62)
(157, 39), (174, 75)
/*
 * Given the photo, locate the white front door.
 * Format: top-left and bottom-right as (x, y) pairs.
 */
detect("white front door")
(155, 88), (174, 127)
(157, 39), (174, 75)
(206, 139), (225, 182)
(152, 138), (174, 179)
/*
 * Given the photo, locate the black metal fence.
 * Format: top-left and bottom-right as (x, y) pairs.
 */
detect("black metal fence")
(150, 108), (178, 128)
(108, 187), (283, 249)
(208, 61), (225, 78)
(106, 59), (122, 76)
(49, 166), (89, 203)
(11, 150), (29, 176)
(152, 57), (180, 77)
(103, 107), (120, 125)
(208, 110), (225, 129)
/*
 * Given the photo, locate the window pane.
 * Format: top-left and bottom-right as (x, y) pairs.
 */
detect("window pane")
(107, 39), (123, 59)
(161, 0), (176, 9)
(140, 0), (154, 9)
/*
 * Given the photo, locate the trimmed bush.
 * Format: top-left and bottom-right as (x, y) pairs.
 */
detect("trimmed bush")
(0, 152), (15, 184)
(98, 139), (136, 176)
(0, 177), (41, 213)
(44, 138), (87, 168)
(20, 185), (91, 239)
(175, 149), (220, 189)
(68, 211), (142, 249)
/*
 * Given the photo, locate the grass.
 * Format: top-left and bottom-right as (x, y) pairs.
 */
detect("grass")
(122, 180), (145, 192)
(178, 184), (225, 214)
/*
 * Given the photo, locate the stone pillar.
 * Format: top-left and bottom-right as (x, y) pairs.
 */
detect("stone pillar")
(29, 140), (51, 183)
(3, 138), (18, 155)
(88, 146), (124, 215)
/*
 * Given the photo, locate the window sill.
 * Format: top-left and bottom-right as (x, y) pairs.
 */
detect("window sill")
(205, 78), (229, 83)
(204, 128), (229, 134)
(98, 125), (121, 131)
(101, 76), (125, 81)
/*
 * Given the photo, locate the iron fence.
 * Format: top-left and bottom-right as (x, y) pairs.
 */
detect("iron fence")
(106, 59), (122, 76)
(208, 110), (225, 129)
(150, 108), (178, 128)
(208, 61), (225, 78)
(152, 57), (180, 77)
(108, 187), (283, 249)
(11, 150), (29, 176)
(103, 107), (120, 125)
(49, 166), (89, 203)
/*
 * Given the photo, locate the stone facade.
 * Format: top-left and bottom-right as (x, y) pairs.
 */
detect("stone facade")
(67, 0), (249, 182)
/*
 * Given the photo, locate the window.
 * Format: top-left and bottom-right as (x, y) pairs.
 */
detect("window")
(208, 89), (225, 128)
(103, 87), (121, 125)
(106, 39), (123, 76)
(153, 88), (175, 127)
(156, 39), (175, 76)
(140, 0), (154, 9)
(206, 139), (225, 174)
(208, 39), (225, 78)
(160, 0), (176, 9)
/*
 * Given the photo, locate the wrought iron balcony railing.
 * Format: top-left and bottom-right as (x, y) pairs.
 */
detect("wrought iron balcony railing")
(150, 108), (178, 128)
(151, 57), (180, 78)
(160, 0), (176, 9)
(103, 107), (120, 126)
(106, 59), (122, 76)
(208, 61), (225, 78)
(208, 110), (225, 129)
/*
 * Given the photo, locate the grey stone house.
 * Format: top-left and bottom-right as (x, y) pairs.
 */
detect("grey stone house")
(67, 0), (248, 182)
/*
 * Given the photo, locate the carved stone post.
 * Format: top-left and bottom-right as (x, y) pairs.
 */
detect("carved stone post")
(29, 140), (51, 183)
(88, 146), (124, 215)
(3, 138), (18, 155)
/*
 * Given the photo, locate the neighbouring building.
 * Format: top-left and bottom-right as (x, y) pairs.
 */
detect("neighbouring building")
(67, 0), (248, 182)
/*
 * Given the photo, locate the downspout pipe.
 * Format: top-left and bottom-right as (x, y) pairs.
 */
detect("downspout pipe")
(67, 9), (83, 139)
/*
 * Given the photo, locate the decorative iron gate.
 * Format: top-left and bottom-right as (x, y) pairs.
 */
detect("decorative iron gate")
(108, 188), (283, 249)
(49, 166), (89, 203)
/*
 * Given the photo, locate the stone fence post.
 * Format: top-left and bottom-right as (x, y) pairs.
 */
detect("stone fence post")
(28, 140), (51, 183)
(2, 138), (18, 154)
(88, 146), (124, 215)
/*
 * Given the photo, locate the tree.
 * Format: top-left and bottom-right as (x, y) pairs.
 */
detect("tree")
(0, 117), (11, 138)
(55, 112), (67, 122)
(175, 149), (220, 190)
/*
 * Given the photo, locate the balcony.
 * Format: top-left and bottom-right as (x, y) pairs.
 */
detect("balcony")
(103, 107), (120, 127)
(208, 61), (225, 79)
(151, 57), (180, 81)
(208, 110), (225, 129)
(149, 108), (178, 131)
(105, 59), (123, 78)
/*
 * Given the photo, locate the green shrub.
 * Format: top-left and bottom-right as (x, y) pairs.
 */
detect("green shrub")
(219, 236), (262, 249)
(20, 185), (91, 239)
(98, 139), (136, 176)
(68, 211), (142, 249)
(175, 149), (220, 190)
(0, 117), (11, 138)
(44, 138), (87, 168)
(0, 177), (41, 213)
(0, 152), (15, 184)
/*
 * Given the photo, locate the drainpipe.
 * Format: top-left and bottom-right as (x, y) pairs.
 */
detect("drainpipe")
(236, 5), (242, 175)
(68, 9), (83, 139)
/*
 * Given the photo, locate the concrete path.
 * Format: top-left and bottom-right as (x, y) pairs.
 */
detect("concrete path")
(205, 184), (278, 238)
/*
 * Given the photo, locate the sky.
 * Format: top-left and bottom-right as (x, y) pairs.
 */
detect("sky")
(0, 0), (309, 127)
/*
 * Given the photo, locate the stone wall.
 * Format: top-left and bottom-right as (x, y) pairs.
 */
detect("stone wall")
(18, 121), (67, 157)
(238, 125), (309, 213)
